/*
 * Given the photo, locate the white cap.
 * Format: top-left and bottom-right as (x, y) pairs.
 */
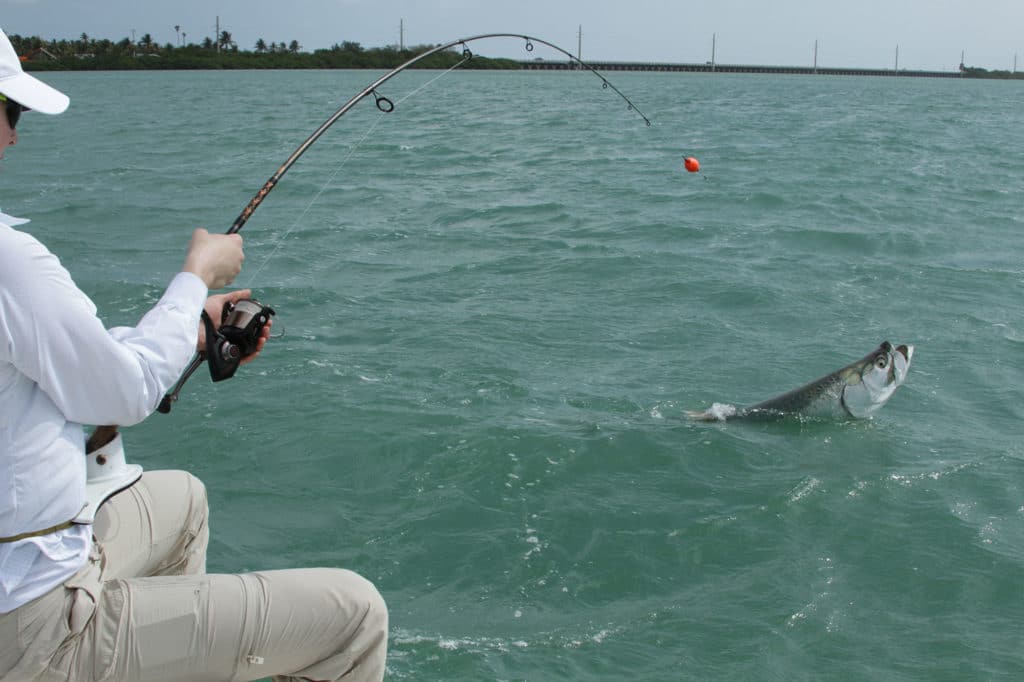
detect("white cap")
(0, 28), (69, 114)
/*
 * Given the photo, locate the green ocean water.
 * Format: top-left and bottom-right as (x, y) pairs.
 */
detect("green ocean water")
(5, 64), (1024, 680)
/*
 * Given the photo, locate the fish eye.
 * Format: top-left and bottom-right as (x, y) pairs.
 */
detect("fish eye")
(875, 355), (889, 369)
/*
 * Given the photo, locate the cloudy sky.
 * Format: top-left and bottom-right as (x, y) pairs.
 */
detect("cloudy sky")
(2, 0), (1021, 72)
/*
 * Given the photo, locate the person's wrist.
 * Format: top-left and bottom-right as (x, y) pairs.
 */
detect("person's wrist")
(182, 258), (215, 289)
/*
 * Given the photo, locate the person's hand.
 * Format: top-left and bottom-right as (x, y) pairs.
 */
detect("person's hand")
(182, 228), (244, 290)
(198, 289), (274, 366)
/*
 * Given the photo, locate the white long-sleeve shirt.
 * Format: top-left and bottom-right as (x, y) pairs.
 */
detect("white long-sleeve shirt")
(0, 217), (208, 613)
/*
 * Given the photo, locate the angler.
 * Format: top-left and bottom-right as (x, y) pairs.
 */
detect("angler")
(686, 341), (914, 421)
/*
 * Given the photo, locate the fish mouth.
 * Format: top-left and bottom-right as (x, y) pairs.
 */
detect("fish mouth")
(890, 343), (913, 385)
(895, 344), (913, 363)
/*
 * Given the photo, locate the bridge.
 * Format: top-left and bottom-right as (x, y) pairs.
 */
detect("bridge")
(518, 60), (961, 78)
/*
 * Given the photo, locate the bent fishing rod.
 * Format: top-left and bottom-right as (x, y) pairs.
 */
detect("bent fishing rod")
(231, 32), (649, 241)
(88, 32), (651, 451)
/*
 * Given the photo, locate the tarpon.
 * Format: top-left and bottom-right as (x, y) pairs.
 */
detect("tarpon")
(686, 341), (913, 421)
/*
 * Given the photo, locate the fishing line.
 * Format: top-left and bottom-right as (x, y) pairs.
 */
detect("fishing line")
(243, 53), (473, 286)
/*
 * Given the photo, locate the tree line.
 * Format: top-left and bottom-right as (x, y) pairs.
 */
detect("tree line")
(11, 32), (1016, 78)
(960, 66), (1024, 80)
(9, 32), (521, 71)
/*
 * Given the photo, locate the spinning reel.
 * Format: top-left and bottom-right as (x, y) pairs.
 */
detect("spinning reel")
(203, 298), (275, 382)
(157, 298), (274, 413)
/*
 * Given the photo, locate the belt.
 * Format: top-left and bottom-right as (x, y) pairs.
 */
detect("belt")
(0, 519), (77, 543)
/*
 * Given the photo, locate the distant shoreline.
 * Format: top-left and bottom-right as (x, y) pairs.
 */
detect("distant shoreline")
(520, 60), (980, 79)
(24, 58), (1019, 80)
(12, 33), (1019, 80)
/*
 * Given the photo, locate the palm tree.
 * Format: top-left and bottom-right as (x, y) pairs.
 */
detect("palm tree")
(255, 38), (267, 54)
(218, 30), (235, 52)
(139, 33), (154, 54)
(288, 40), (301, 54)
(174, 25), (181, 46)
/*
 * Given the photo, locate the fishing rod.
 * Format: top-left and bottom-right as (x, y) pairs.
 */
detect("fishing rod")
(121, 33), (648, 425)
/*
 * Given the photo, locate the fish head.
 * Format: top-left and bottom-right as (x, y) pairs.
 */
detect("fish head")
(840, 341), (913, 418)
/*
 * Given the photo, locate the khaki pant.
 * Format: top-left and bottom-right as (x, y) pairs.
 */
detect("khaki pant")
(0, 470), (388, 681)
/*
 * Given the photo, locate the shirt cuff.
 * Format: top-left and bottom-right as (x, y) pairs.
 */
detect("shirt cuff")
(160, 271), (209, 320)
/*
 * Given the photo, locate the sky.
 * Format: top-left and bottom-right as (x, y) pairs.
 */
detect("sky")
(2, 0), (1023, 72)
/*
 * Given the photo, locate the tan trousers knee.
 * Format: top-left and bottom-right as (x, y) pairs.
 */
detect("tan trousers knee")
(0, 470), (388, 682)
